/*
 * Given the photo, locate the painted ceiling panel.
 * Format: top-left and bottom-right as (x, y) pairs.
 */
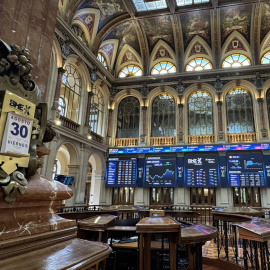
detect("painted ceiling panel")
(261, 3), (270, 43)
(220, 5), (252, 44)
(179, 10), (211, 50)
(78, 0), (127, 31)
(141, 16), (175, 53)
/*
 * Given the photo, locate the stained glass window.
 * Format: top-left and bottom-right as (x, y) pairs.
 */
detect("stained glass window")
(117, 97), (140, 138)
(222, 54), (251, 68)
(176, 0), (209, 6)
(61, 64), (81, 122)
(226, 88), (254, 133)
(72, 25), (87, 45)
(186, 58), (212, 71)
(132, 0), (167, 12)
(118, 65), (142, 78)
(89, 86), (104, 135)
(151, 94), (175, 137)
(151, 62), (176, 75)
(188, 91), (213, 135)
(261, 52), (270, 64)
(97, 52), (108, 69)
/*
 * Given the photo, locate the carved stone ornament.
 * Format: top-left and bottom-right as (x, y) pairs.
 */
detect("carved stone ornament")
(0, 39), (55, 204)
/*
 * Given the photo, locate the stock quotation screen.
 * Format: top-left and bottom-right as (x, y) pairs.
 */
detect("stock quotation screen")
(144, 157), (176, 187)
(105, 158), (137, 187)
(227, 154), (266, 187)
(184, 154), (219, 187)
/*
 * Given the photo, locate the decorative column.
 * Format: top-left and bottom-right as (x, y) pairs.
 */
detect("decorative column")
(52, 67), (65, 110)
(66, 164), (80, 206)
(257, 98), (268, 139)
(85, 91), (94, 126)
(107, 109), (113, 138)
(89, 170), (106, 205)
(178, 104), (184, 143)
(217, 101), (225, 141)
(140, 106), (147, 145)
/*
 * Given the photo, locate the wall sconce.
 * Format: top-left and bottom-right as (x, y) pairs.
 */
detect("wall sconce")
(87, 134), (92, 140)
(55, 120), (61, 126)
(214, 76), (223, 100)
(255, 72), (263, 96)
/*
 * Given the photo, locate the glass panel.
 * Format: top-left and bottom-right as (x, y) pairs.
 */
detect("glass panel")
(133, 0), (167, 12)
(204, 188), (209, 204)
(97, 53), (108, 69)
(152, 188), (156, 203)
(222, 54), (251, 68)
(119, 65), (142, 78)
(247, 188), (252, 205)
(234, 187), (240, 205)
(113, 188), (118, 204)
(240, 188), (246, 204)
(117, 97), (140, 138)
(188, 90), (213, 135)
(226, 88), (254, 134)
(186, 58), (212, 72)
(151, 94), (175, 137)
(191, 188), (196, 204)
(169, 188), (173, 204)
(130, 188), (134, 203)
(151, 61), (176, 75)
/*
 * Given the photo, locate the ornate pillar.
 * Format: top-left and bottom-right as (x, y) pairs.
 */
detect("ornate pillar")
(85, 91), (94, 126)
(178, 104), (184, 143)
(66, 164), (80, 206)
(107, 109), (113, 138)
(257, 98), (268, 139)
(52, 67), (65, 110)
(90, 170), (106, 205)
(217, 101), (225, 141)
(140, 106), (147, 144)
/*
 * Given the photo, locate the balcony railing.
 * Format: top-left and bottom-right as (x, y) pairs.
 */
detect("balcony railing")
(150, 136), (176, 146)
(188, 134), (215, 144)
(115, 138), (138, 147)
(59, 115), (80, 132)
(227, 132), (256, 143)
(90, 131), (103, 143)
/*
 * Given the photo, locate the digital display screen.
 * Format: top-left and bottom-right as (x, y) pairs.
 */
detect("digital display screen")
(109, 143), (270, 154)
(144, 157), (176, 187)
(54, 175), (74, 185)
(184, 154), (219, 187)
(105, 158), (137, 187)
(227, 154), (266, 187)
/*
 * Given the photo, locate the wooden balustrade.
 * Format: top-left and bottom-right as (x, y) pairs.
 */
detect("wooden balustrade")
(90, 131), (103, 143)
(115, 138), (138, 147)
(59, 115), (80, 132)
(188, 134), (215, 144)
(150, 136), (176, 145)
(227, 132), (256, 143)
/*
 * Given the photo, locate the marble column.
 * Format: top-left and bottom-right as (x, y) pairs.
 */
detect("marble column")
(217, 101), (225, 141)
(140, 106), (147, 144)
(0, 0), (59, 101)
(178, 104), (184, 143)
(52, 67), (66, 110)
(257, 98), (268, 139)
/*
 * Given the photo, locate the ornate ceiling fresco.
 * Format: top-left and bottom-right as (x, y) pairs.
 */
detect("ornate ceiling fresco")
(57, 0), (270, 76)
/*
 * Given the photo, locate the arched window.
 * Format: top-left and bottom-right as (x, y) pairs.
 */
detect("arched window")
(118, 65), (142, 78)
(186, 58), (212, 71)
(117, 97), (140, 138)
(58, 97), (65, 116)
(261, 52), (270, 64)
(151, 94), (175, 137)
(151, 61), (176, 75)
(97, 52), (108, 69)
(188, 90), (213, 135)
(89, 86), (104, 135)
(226, 88), (254, 133)
(222, 54), (251, 68)
(61, 64), (81, 122)
(72, 25), (87, 45)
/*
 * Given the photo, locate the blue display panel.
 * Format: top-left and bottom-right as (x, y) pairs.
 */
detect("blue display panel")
(105, 158), (137, 187)
(184, 154), (219, 187)
(109, 143), (270, 154)
(144, 157), (177, 187)
(54, 175), (74, 185)
(227, 154), (266, 187)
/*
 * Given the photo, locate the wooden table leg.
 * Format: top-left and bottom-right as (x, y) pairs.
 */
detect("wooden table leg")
(139, 234), (144, 270)
(169, 233), (177, 270)
(188, 244), (197, 270)
(144, 234), (151, 270)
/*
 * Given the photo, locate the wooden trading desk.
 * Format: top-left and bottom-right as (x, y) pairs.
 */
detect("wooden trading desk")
(0, 238), (111, 270)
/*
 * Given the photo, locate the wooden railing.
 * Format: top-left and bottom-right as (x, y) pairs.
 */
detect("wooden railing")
(227, 132), (256, 143)
(90, 131), (103, 143)
(188, 134), (215, 144)
(150, 136), (176, 145)
(59, 115), (80, 132)
(115, 138), (138, 147)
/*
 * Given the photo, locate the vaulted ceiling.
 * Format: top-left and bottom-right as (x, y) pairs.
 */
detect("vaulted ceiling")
(57, 0), (270, 77)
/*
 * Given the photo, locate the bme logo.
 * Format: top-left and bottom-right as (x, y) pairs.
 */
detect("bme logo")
(9, 99), (31, 115)
(188, 158), (202, 165)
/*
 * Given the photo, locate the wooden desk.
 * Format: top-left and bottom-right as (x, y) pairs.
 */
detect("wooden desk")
(136, 217), (181, 270)
(77, 215), (117, 242)
(213, 207), (264, 217)
(0, 238), (111, 270)
(234, 217), (270, 269)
